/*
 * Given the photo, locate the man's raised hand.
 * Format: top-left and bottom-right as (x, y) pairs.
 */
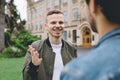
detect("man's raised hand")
(29, 45), (42, 66)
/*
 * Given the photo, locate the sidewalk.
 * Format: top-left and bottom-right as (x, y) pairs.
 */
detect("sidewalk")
(77, 46), (92, 56)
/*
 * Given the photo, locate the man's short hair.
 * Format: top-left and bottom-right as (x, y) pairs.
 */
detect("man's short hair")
(47, 9), (64, 16)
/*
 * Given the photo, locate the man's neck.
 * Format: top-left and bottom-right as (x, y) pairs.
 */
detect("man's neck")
(96, 14), (119, 39)
(49, 36), (62, 45)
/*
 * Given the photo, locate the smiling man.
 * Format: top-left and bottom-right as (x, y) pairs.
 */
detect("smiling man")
(23, 9), (77, 80)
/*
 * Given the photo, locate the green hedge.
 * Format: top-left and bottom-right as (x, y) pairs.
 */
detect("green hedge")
(2, 47), (24, 58)
(3, 30), (41, 58)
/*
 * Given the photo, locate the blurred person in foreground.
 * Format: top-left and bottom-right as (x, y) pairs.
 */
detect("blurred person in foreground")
(23, 9), (77, 80)
(60, 0), (120, 80)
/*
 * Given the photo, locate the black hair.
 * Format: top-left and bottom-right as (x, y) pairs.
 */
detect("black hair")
(85, 0), (120, 24)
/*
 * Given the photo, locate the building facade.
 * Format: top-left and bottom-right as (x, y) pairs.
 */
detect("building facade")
(26, 0), (98, 48)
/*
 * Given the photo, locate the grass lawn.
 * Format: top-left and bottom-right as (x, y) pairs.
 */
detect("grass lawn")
(0, 57), (24, 80)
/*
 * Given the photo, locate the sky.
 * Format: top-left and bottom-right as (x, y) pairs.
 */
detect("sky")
(14, 0), (27, 20)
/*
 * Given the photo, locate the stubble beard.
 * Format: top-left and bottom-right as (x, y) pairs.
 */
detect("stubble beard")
(49, 29), (63, 39)
(89, 14), (98, 33)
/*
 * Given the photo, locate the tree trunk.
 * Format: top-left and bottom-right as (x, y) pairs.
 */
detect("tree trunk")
(0, 0), (5, 52)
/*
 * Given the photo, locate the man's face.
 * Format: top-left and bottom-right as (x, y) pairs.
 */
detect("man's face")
(46, 14), (65, 38)
(84, 1), (98, 32)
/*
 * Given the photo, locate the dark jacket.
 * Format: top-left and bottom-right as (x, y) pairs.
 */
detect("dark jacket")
(23, 38), (77, 80)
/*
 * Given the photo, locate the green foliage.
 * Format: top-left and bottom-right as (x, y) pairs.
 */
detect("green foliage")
(11, 30), (41, 50)
(2, 47), (23, 58)
(21, 20), (26, 25)
(4, 31), (12, 47)
(3, 30), (41, 58)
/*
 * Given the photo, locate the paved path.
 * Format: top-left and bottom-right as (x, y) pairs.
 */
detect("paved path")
(77, 47), (92, 57)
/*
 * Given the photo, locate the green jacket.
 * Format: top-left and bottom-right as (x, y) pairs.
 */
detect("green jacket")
(23, 38), (77, 80)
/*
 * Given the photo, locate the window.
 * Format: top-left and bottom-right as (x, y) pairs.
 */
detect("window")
(33, 24), (36, 31)
(33, 10), (35, 18)
(55, 0), (59, 6)
(39, 8), (43, 16)
(47, 0), (51, 8)
(29, 24), (31, 31)
(63, 0), (68, 3)
(63, 31), (67, 40)
(35, 23), (38, 30)
(73, 8), (79, 20)
(39, 21), (43, 30)
(72, 30), (77, 43)
(27, 11), (31, 20)
(31, 10), (33, 19)
(31, 24), (34, 31)
(31, 10), (35, 19)
(85, 31), (90, 35)
(92, 35), (95, 41)
(63, 11), (68, 22)
(35, 9), (37, 17)
(68, 31), (71, 38)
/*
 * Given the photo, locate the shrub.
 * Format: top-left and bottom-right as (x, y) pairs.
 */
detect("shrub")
(2, 47), (24, 58)
(3, 30), (41, 58)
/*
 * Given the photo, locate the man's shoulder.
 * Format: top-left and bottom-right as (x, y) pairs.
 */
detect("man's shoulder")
(61, 57), (88, 80)
(61, 52), (100, 80)
(63, 50), (100, 72)
(31, 40), (44, 45)
(61, 42), (120, 80)
(63, 40), (76, 49)
(31, 39), (45, 50)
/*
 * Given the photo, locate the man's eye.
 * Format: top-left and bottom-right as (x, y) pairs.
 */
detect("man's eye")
(59, 21), (64, 24)
(51, 22), (56, 24)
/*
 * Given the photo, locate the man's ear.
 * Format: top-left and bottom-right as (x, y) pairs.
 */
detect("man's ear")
(90, 0), (97, 13)
(90, 0), (101, 14)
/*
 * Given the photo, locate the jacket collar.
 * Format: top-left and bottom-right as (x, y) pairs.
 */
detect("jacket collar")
(95, 27), (120, 48)
(45, 37), (64, 48)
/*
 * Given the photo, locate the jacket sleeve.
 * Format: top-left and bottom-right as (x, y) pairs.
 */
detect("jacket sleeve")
(60, 63), (86, 80)
(23, 40), (44, 80)
(22, 50), (39, 80)
(65, 40), (77, 58)
(71, 44), (77, 58)
(74, 48), (77, 58)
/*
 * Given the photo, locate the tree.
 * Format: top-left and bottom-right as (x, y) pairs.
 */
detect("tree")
(0, 0), (34, 52)
(0, 0), (5, 51)
(5, 0), (26, 36)
(4, 0), (26, 47)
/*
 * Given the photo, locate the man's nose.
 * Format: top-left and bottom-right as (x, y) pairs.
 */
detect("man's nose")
(56, 22), (60, 27)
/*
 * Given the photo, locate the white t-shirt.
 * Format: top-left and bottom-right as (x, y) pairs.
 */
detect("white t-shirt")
(51, 43), (64, 80)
